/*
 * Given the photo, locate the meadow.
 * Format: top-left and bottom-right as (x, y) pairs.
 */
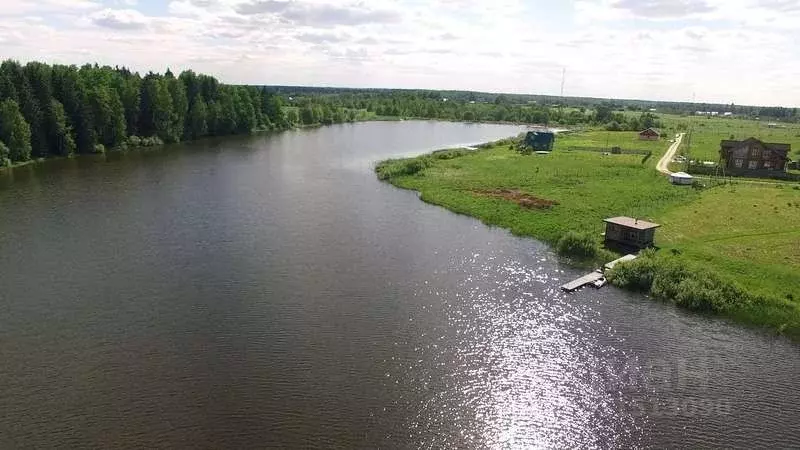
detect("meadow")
(377, 129), (800, 339)
(660, 114), (800, 163)
(557, 130), (671, 156)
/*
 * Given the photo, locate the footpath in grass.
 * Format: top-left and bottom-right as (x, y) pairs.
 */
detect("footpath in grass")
(377, 132), (800, 340)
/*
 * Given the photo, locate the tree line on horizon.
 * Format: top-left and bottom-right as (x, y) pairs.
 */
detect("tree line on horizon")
(0, 58), (671, 168)
(275, 85), (800, 120)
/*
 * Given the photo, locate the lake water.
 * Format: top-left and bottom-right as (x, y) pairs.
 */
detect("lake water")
(1, 121), (798, 449)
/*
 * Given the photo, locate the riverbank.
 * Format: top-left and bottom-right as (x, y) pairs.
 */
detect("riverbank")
(376, 134), (800, 340)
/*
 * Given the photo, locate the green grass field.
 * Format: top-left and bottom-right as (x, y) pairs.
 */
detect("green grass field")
(661, 115), (800, 162)
(377, 129), (800, 339)
(379, 141), (697, 244)
(558, 130), (671, 157)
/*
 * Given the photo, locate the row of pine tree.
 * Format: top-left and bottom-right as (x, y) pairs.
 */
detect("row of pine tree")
(0, 60), (290, 166)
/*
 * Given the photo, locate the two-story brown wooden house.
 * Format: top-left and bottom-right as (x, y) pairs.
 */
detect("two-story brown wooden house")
(719, 138), (790, 178)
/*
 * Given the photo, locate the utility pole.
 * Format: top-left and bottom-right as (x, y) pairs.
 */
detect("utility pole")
(686, 91), (696, 171)
(559, 68), (566, 119)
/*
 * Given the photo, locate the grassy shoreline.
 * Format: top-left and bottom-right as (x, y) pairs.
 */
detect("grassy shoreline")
(376, 135), (800, 341)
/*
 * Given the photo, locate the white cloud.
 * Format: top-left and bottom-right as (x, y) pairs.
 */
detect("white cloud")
(1, 0), (800, 106)
(89, 8), (151, 30)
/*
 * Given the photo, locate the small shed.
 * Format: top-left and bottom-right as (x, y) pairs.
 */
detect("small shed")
(639, 128), (661, 141)
(603, 216), (660, 250)
(669, 171), (694, 185)
(524, 131), (555, 151)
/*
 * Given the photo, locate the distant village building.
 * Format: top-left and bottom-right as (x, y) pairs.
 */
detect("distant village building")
(723, 112), (733, 117)
(719, 137), (790, 177)
(638, 128), (661, 141)
(603, 217), (660, 250)
(524, 131), (555, 151)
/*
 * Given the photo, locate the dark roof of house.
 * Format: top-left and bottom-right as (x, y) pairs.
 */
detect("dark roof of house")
(639, 128), (660, 135)
(720, 138), (790, 156)
(603, 216), (660, 230)
(525, 131), (555, 143)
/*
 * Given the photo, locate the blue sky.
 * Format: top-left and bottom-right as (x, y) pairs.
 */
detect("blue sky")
(3, 0), (800, 106)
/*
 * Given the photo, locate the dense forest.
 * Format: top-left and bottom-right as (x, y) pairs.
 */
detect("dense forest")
(0, 60), (304, 166)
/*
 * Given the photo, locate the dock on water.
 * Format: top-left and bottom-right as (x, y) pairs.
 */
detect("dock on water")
(604, 254), (638, 272)
(560, 270), (604, 292)
(561, 254), (639, 293)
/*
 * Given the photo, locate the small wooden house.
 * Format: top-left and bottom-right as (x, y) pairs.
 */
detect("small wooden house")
(639, 128), (661, 141)
(524, 131), (555, 151)
(603, 216), (660, 250)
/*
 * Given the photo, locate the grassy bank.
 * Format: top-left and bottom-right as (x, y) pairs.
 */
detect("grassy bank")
(376, 131), (800, 340)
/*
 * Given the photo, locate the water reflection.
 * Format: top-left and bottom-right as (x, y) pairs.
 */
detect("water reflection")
(1, 122), (799, 449)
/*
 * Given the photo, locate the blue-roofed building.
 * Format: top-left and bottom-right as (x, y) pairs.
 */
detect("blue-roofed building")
(524, 131), (555, 151)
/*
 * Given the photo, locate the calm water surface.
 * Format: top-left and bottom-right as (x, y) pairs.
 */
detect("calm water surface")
(0, 121), (798, 449)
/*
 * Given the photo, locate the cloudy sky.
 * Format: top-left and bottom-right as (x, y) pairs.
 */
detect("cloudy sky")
(2, 0), (799, 106)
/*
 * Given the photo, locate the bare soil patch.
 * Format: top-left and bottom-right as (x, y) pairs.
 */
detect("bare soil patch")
(473, 189), (559, 210)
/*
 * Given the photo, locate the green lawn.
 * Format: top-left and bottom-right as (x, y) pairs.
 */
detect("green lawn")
(381, 137), (696, 244)
(557, 130), (671, 157)
(655, 184), (800, 299)
(671, 116), (800, 162)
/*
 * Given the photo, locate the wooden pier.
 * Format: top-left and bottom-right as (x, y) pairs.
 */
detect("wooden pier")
(561, 254), (639, 293)
(604, 254), (638, 272)
(560, 270), (604, 292)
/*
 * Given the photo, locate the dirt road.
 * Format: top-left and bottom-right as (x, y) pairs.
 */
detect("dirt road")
(656, 133), (684, 175)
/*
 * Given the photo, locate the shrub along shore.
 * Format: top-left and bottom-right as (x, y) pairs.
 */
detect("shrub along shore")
(375, 135), (800, 341)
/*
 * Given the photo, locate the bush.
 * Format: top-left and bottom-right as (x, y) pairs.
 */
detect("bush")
(0, 141), (9, 163)
(608, 250), (762, 314)
(139, 136), (164, 147)
(375, 156), (432, 180)
(128, 135), (142, 147)
(93, 144), (106, 154)
(431, 149), (469, 160)
(556, 231), (598, 259)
